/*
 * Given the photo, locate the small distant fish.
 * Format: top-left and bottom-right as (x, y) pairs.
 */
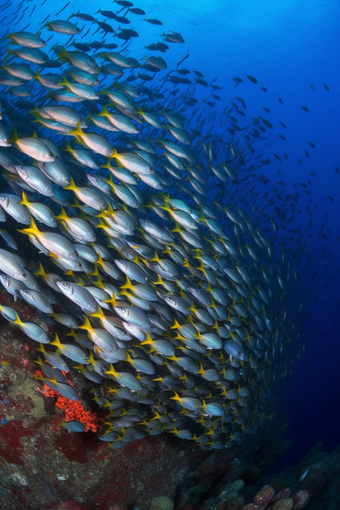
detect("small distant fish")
(323, 82), (330, 91)
(299, 105), (309, 112)
(261, 87), (268, 92)
(272, 153), (282, 162)
(307, 81), (316, 92)
(55, 1), (70, 15)
(244, 73), (257, 84)
(176, 53), (189, 68)
(232, 77), (243, 87)
(144, 18), (163, 25)
(299, 469), (308, 482)
(278, 97), (283, 104)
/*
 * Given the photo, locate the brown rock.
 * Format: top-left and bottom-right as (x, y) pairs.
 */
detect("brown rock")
(253, 485), (275, 506)
(271, 499), (293, 510)
(292, 491), (309, 509)
(273, 489), (291, 502)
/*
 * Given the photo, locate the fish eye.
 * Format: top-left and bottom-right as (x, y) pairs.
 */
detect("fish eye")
(49, 152), (53, 157)
(21, 272), (26, 278)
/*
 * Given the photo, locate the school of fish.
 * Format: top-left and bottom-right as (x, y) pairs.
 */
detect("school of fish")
(0, 0), (308, 448)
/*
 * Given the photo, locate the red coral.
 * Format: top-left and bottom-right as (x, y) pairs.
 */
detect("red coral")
(54, 393), (99, 432)
(36, 371), (99, 432)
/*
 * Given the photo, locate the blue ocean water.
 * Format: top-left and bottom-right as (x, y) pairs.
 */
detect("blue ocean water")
(0, 0), (339, 473)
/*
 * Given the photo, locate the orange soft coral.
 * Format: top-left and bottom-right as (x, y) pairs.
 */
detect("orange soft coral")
(54, 395), (99, 433)
(36, 370), (99, 432)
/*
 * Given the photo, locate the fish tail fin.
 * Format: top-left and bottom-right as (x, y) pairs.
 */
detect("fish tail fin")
(160, 202), (171, 212)
(182, 258), (190, 268)
(170, 391), (181, 402)
(140, 331), (153, 346)
(187, 302), (197, 313)
(36, 343), (46, 354)
(63, 140), (73, 153)
(78, 316), (94, 333)
(57, 47), (69, 61)
(63, 269), (75, 278)
(58, 76), (69, 87)
(34, 356), (44, 368)
(13, 314), (24, 328)
(100, 160), (111, 171)
(62, 176), (76, 191)
(103, 294), (117, 307)
(106, 363), (119, 377)
(19, 217), (41, 237)
(196, 364), (206, 376)
(171, 222), (182, 234)
(8, 125), (18, 144)
(34, 261), (47, 278)
(19, 191), (30, 207)
(50, 333), (64, 350)
(118, 289), (130, 299)
(170, 319), (181, 330)
(150, 252), (160, 263)
(86, 351), (95, 368)
(55, 206), (69, 221)
(212, 320), (220, 332)
(151, 274), (164, 286)
(90, 307), (105, 319)
(28, 106), (40, 116)
(98, 106), (108, 117)
(68, 122), (84, 138)
(5, 48), (15, 61)
(124, 351), (133, 364)
(119, 276), (135, 291)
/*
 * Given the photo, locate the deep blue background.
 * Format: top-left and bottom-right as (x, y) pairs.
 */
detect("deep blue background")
(1, 0), (339, 468)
